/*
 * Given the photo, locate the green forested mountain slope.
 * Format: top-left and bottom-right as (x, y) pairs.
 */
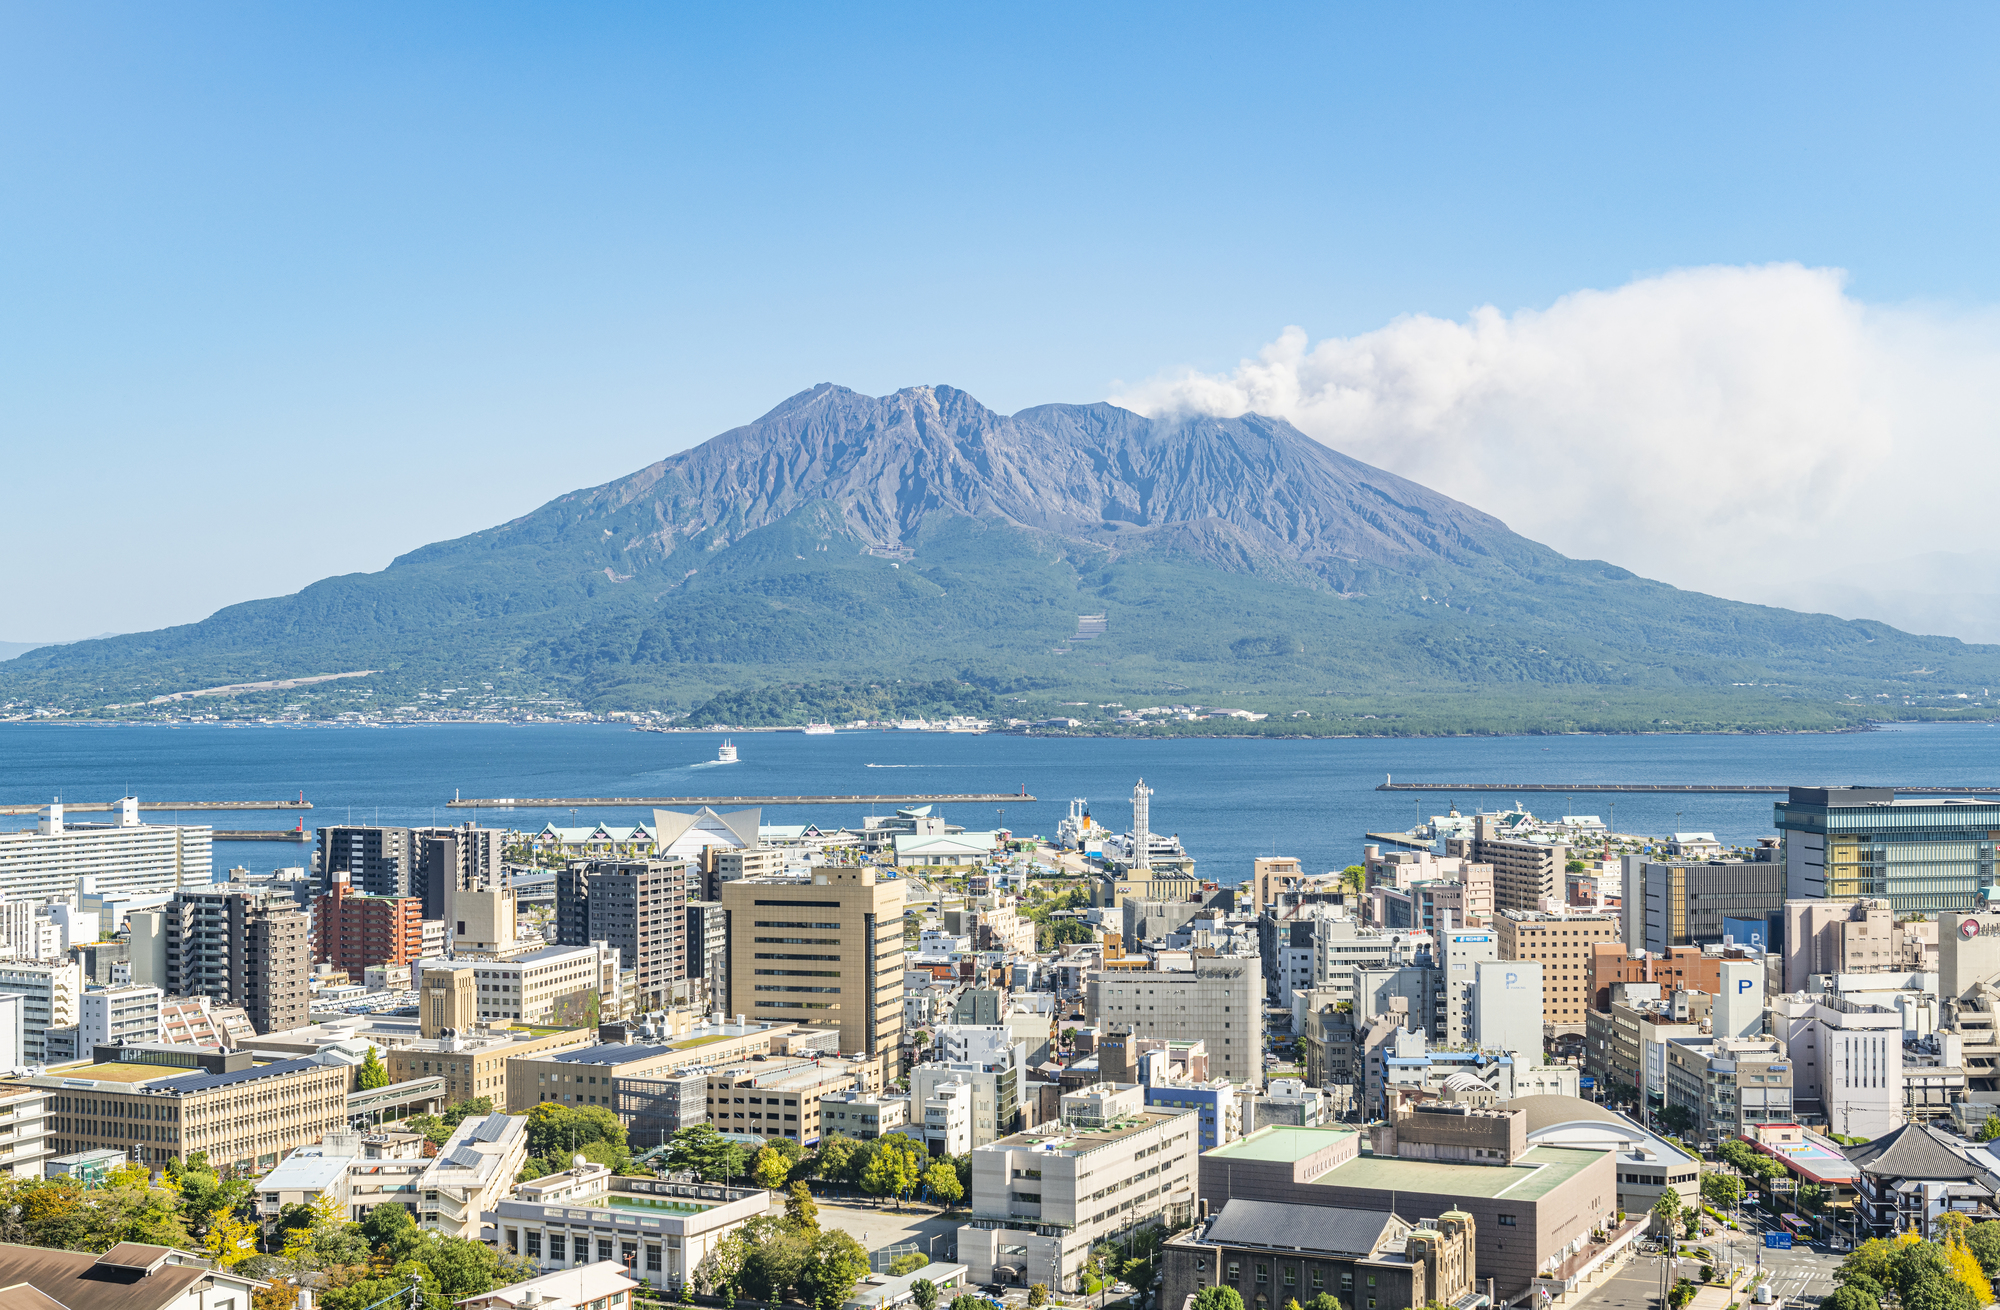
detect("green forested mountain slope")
(7, 383), (1996, 730)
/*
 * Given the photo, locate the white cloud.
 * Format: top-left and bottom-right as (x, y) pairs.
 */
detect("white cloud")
(1110, 265), (2000, 621)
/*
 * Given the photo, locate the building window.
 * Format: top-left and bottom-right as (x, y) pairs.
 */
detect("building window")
(526, 1232), (542, 1258)
(1498, 1215), (1517, 1227)
(1312, 1271), (1324, 1290)
(1257, 1265), (1269, 1284)
(1284, 1269), (1297, 1287)
(1229, 1264), (1241, 1282)
(551, 1235), (566, 1262)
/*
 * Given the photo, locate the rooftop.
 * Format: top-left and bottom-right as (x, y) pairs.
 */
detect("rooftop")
(1321, 1145), (1604, 1201)
(1207, 1126), (1357, 1163)
(991, 1108), (1191, 1155)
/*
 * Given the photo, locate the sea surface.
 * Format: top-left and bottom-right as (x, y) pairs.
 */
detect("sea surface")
(2, 722), (1998, 882)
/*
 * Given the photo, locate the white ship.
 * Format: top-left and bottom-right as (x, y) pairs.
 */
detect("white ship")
(803, 722), (835, 735)
(941, 716), (990, 733)
(896, 719), (930, 731)
(715, 739), (739, 764)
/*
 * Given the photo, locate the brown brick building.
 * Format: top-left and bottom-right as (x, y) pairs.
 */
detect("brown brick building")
(1587, 942), (1723, 1011)
(1495, 909), (1620, 1029)
(314, 873), (424, 976)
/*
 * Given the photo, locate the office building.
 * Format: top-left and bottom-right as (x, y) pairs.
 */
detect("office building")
(1088, 956), (1263, 1088)
(1585, 988), (1709, 1108)
(555, 859), (689, 1009)
(911, 1057), (1021, 1148)
(388, 1026), (598, 1106)
(1587, 943), (1724, 1012)
(417, 942), (620, 1029)
(1472, 960), (1543, 1059)
(164, 886), (310, 1034)
(1162, 1201), (1475, 1310)
(0, 959), (81, 1062)
(506, 1018), (836, 1113)
(449, 884), (518, 956)
(703, 1054), (882, 1148)
(1495, 909), (1618, 1030)
(1623, 850), (1784, 953)
(417, 1111), (530, 1238)
(0, 992), (22, 1070)
(1777, 785), (2000, 914)
(1784, 897), (1917, 994)
(1250, 856), (1306, 912)
(79, 983), (161, 1047)
(820, 1088), (908, 1142)
(722, 866), (905, 1065)
(1768, 992), (1905, 1137)
(32, 1046), (348, 1171)
(959, 1083), (1199, 1290)
(0, 801), (211, 903)
(314, 873), (424, 976)
(0, 898), (63, 962)
(1199, 1115), (1616, 1302)
(1664, 1035), (1795, 1144)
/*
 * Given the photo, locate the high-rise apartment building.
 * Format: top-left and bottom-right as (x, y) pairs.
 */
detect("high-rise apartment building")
(165, 887), (310, 1034)
(78, 983), (162, 1047)
(314, 873), (424, 976)
(316, 825), (417, 898)
(722, 867), (904, 1065)
(686, 901), (728, 1009)
(419, 824), (506, 922)
(0, 802), (210, 903)
(1777, 786), (2000, 914)
(0, 959), (80, 1061)
(1495, 909), (1619, 1031)
(1453, 815), (1567, 913)
(555, 859), (688, 1008)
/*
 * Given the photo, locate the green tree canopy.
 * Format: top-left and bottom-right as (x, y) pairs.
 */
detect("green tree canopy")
(911, 1280), (939, 1310)
(357, 1047), (391, 1090)
(1193, 1288), (1248, 1310)
(1701, 1172), (1744, 1209)
(667, 1124), (754, 1183)
(799, 1230), (871, 1310)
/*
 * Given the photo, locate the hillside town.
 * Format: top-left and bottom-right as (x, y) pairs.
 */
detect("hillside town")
(2, 782), (2000, 1310)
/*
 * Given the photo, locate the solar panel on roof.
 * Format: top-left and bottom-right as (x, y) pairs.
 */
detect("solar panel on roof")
(446, 1145), (485, 1168)
(472, 1115), (508, 1142)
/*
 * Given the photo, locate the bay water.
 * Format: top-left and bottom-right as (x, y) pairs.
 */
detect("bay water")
(3, 722), (1998, 882)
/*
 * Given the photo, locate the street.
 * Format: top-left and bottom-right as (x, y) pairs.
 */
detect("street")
(1568, 1214), (1843, 1310)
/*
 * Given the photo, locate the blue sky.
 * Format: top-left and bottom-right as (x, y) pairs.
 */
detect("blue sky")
(6, 4), (2000, 639)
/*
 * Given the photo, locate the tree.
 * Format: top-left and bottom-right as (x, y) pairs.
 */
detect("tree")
(861, 1137), (924, 1210)
(1841, 1239), (1898, 1291)
(1824, 1287), (1880, 1310)
(786, 1182), (820, 1231)
(357, 1047), (392, 1090)
(441, 1097), (495, 1128)
(1658, 1104), (1696, 1137)
(1651, 1188), (1684, 1232)
(816, 1136), (861, 1189)
(1946, 1233), (1995, 1308)
(911, 1279), (939, 1310)
(924, 1159), (963, 1208)
(1028, 1285), (1049, 1308)
(667, 1124), (753, 1184)
(1306, 1296), (1341, 1310)
(755, 1146), (795, 1191)
(1701, 1171), (1743, 1210)
(1193, 1288), (1247, 1310)
(204, 1207), (259, 1268)
(1967, 1222), (2000, 1279)
(948, 1297), (990, 1310)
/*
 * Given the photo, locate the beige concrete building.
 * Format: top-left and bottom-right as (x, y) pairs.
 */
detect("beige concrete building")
(506, 1017), (837, 1112)
(23, 1047), (348, 1173)
(423, 965), (477, 1036)
(1452, 816), (1568, 913)
(387, 1026), (597, 1106)
(1250, 856), (1305, 912)
(960, 1083), (1200, 1290)
(1496, 909), (1620, 1030)
(723, 866), (905, 1067)
(486, 1163), (768, 1292)
(705, 1054), (885, 1147)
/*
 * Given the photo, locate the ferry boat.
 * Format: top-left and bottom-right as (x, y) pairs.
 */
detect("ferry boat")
(802, 722), (835, 735)
(715, 739), (739, 764)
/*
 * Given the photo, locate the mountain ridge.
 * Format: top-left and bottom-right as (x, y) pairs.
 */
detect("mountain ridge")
(6, 383), (1998, 732)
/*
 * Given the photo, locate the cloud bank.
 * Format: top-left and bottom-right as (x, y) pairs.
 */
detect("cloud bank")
(1111, 265), (2000, 636)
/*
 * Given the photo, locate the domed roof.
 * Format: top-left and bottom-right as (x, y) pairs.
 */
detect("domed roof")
(1510, 1094), (1624, 1135)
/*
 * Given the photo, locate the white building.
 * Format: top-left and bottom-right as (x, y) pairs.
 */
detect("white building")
(0, 899), (62, 961)
(933, 1023), (1023, 1069)
(1770, 992), (1908, 1139)
(0, 959), (81, 1062)
(415, 943), (620, 1026)
(79, 983), (162, 1048)
(485, 1162), (766, 1293)
(959, 1083), (1198, 1291)
(0, 801), (211, 903)
(1472, 959), (1543, 1062)
(417, 1111), (530, 1238)
(0, 993), (22, 1071)
(255, 1145), (354, 1233)
(911, 1059), (1020, 1148)
(905, 1073), (974, 1156)
(457, 1261), (644, 1310)
(0, 1082), (48, 1177)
